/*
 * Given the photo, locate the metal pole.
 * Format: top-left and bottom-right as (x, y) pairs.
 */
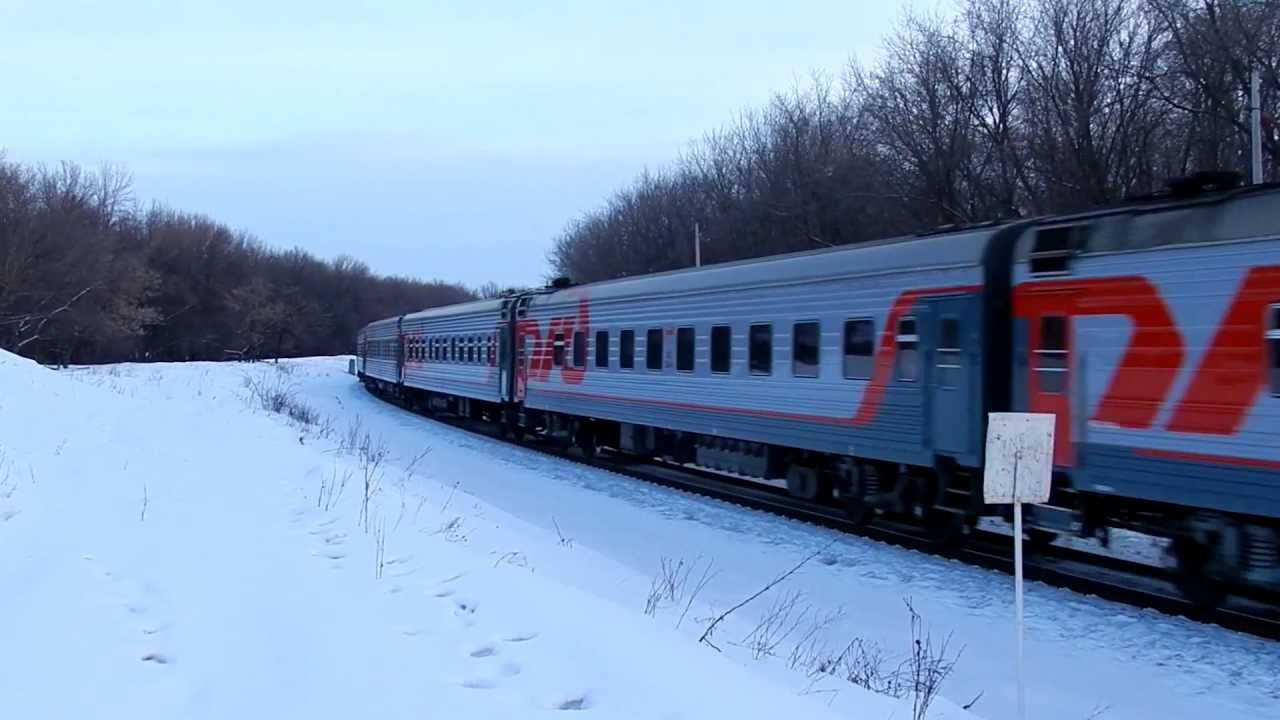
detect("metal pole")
(1251, 69), (1263, 184)
(694, 223), (702, 267)
(1015, 500), (1026, 720)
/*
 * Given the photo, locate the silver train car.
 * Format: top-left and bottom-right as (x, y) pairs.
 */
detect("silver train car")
(357, 176), (1280, 606)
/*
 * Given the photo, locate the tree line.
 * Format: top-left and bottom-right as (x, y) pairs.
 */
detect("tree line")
(0, 156), (473, 365)
(549, 0), (1280, 283)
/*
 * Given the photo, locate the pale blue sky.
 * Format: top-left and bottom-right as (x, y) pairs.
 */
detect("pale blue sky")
(3, 1), (928, 288)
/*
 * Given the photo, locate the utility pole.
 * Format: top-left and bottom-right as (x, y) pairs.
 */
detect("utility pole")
(1251, 68), (1263, 184)
(694, 223), (702, 267)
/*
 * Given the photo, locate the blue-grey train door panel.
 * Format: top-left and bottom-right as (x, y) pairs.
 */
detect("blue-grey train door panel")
(925, 296), (980, 459)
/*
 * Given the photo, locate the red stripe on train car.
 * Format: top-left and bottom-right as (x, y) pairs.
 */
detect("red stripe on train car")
(529, 284), (981, 428)
(1166, 265), (1280, 436)
(1133, 448), (1280, 471)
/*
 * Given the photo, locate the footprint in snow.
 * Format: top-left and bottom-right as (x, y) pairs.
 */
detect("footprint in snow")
(555, 695), (592, 711)
(308, 518), (339, 534)
(432, 587), (456, 598)
(460, 678), (496, 690)
(469, 645), (498, 658)
(141, 652), (171, 665)
(504, 632), (538, 643)
(386, 564), (419, 579)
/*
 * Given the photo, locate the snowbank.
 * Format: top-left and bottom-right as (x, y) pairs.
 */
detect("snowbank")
(0, 352), (918, 719)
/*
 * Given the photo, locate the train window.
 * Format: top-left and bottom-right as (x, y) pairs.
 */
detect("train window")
(450, 337), (457, 362)
(749, 323), (772, 375)
(1267, 304), (1279, 397)
(896, 317), (919, 382)
(1036, 315), (1069, 394)
(936, 317), (962, 388)
(573, 330), (587, 368)
(792, 321), (819, 378)
(466, 337), (473, 364)
(553, 333), (565, 367)
(843, 319), (874, 379)
(620, 330), (635, 369)
(595, 330), (609, 368)
(710, 325), (731, 374)
(646, 328), (663, 370)
(676, 327), (695, 372)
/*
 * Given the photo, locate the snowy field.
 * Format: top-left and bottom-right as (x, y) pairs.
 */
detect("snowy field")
(1, 354), (1276, 720)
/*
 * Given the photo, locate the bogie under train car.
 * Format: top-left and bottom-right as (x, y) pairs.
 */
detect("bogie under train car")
(358, 176), (1280, 607)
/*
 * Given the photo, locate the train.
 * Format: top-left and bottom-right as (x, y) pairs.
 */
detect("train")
(356, 172), (1280, 608)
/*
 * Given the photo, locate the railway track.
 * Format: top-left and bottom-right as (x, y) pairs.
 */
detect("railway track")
(369, 388), (1280, 641)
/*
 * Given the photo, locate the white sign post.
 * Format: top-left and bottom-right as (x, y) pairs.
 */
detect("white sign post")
(983, 412), (1055, 720)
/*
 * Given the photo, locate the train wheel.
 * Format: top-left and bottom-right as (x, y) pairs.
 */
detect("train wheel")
(498, 419), (516, 442)
(841, 462), (874, 529)
(925, 509), (968, 550)
(1172, 514), (1241, 611)
(786, 463), (830, 502)
(1026, 528), (1058, 553)
(575, 423), (598, 460)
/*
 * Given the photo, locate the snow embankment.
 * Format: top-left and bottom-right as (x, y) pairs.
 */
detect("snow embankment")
(0, 351), (922, 719)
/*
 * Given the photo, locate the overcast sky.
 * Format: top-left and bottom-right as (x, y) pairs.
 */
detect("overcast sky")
(3, 1), (932, 289)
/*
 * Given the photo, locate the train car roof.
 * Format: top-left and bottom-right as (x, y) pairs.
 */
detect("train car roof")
(535, 223), (1005, 304)
(401, 298), (505, 322)
(1013, 180), (1280, 258)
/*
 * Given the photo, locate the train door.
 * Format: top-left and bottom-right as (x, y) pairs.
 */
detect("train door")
(498, 299), (514, 403)
(513, 295), (535, 403)
(1015, 288), (1076, 467)
(396, 332), (406, 384)
(924, 295), (980, 458)
(515, 335), (531, 402)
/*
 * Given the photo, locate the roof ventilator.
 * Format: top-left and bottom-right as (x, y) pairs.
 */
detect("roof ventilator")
(1029, 224), (1087, 275)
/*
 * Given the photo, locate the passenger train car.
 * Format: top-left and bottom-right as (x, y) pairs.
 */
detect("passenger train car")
(357, 175), (1280, 606)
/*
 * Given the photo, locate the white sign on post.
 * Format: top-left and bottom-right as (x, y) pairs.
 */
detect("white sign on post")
(983, 412), (1055, 720)
(983, 412), (1054, 504)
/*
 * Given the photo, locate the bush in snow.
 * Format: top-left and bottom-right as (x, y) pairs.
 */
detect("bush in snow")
(246, 372), (321, 427)
(788, 598), (962, 720)
(644, 555), (717, 627)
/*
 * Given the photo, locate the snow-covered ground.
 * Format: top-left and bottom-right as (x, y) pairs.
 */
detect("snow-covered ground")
(2, 354), (1277, 720)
